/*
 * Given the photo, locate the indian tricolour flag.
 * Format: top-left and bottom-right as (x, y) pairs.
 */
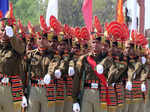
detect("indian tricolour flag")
(46, 0), (58, 26)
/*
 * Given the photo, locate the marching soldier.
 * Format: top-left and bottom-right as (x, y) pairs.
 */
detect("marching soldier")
(0, 16), (26, 112)
(122, 41), (142, 112)
(72, 30), (108, 112)
(48, 31), (70, 112)
(63, 37), (81, 112)
(27, 16), (54, 112)
(26, 32), (54, 112)
(108, 41), (127, 112)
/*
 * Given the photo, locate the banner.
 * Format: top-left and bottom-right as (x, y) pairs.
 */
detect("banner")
(82, 0), (93, 33)
(116, 0), (124, 24)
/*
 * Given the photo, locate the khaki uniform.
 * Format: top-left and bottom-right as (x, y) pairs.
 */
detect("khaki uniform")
(123, 56), (143, 112)
(107, 56), (127, 112)
(142, 58), (150, 112)
(48, 53), (69, 112)
(0, 37), (25, 112)
(63, 54), (80, 112)
(27, 49), (54, 112)
(72, 53), (108, 112)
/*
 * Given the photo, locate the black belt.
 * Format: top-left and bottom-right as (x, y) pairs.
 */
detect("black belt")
(31, 79), (38, 84)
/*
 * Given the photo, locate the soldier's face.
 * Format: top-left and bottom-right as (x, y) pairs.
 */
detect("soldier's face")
(116, 48), (122, 55)
(0, 26), (9, 42)
(57, 41), (67, 52)
(90, 39), (102, 53)
(124, 45), (134, 56)
(48, 39), (58, 50)
(26, 39), (34, 50)
(37, 36), (48, 48)
(111, 45), (118, 54)
(102, 42), (110, 53)
(71, 46), (80, 54)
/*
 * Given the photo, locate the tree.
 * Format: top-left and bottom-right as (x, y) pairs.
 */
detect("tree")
(9, 0), (117, 27)
(10, 0), (47, 25)
(59, 0), (84, 27)
(93, 0), (117, 26)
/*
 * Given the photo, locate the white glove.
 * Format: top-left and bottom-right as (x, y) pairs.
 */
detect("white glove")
(55, 69), (62, 79)
(44, 74), (51, 84)
(133, 73), (136, 79)
(141, 56), (146, 64)
(5, 25), (14, 37)
(73, 103), (80, 112)
(126, 81), (132, 91)
(1, 77), (9, 83)
(21, 96), (27, 108)
(68, 67), (75, 76)
(141, 83), (146, 92)
(112, 83), (115, 87)
(96, 64), (104, 74)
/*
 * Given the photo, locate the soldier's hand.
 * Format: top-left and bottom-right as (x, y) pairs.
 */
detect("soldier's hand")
(73, 103), (80, 112)
(5, 25), (14, 38)
(68, 67), (75, 76)
(141, 83), (146, 92)
(44, 74), (51, 84)
(141, 56), (146, 64)
(55, 69), (62, 79)
(21, 96), (27, 108)
(126, 81), (132, 91)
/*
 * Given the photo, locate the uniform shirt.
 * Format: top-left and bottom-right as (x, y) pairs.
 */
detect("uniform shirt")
(0, 37), (25, 75)
(48, 52), (70, 79)
(26, 49), (54, 79)
(72, 52), (106, 103)
(127, 56), (142, 81)
(140, 57), (150, 82)
(107, 55), (128, 84)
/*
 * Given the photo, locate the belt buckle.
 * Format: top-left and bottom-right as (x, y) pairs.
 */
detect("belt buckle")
(38, 80), (44, 85)
(91, 83), (98, 89)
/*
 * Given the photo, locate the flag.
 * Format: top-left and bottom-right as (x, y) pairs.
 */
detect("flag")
(46, 0), (58, 26)
(82, 0), (93, 33)
(127, 0), (137, 30)
(0, 0), (9, 17)
(116, 0), (124, 24)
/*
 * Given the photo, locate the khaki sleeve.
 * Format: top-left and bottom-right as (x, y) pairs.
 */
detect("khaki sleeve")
(48, 60), (58, 79)
(69, 60), (75, 67)
(10, 37), (25, 55)
(58, 59), (65, 71)
(108, 61), (127, 84)
(72, 55), (85, 103)
(128, 62), (142, 81)
(58, 55), (70, 73)
(140, 64), (150, 82)
(72, 70), (81, 103)
(100, 56), (113, 69)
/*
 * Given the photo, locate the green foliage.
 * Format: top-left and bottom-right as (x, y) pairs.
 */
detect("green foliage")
(9, 0), (117, 27)
(10, 0), (47, 25)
